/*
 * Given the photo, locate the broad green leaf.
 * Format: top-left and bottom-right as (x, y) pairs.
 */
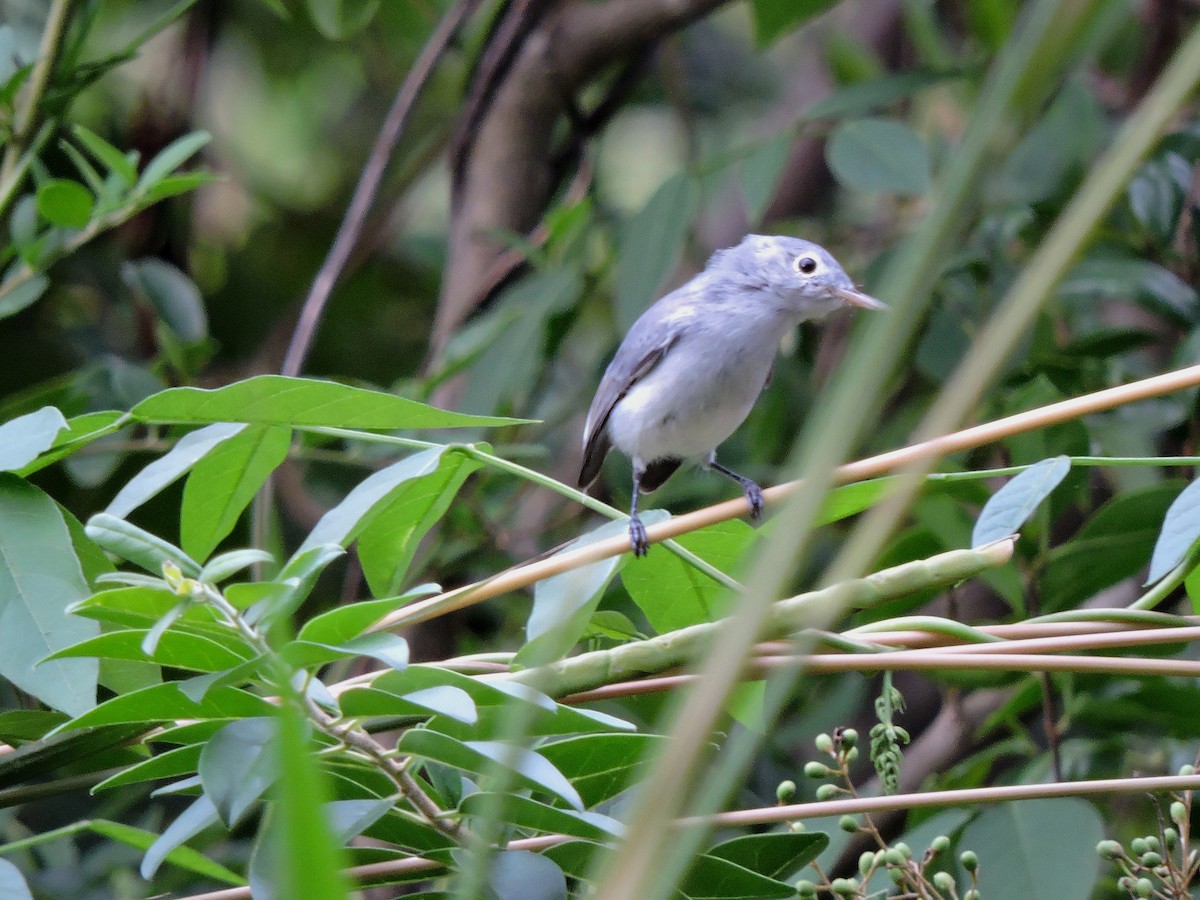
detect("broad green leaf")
(18, 410), (125, 475)
(818, 478), (899, 524)
(485, 851), (566, 900)
(1059, 256), (1198, 323)
(200, 717), (278, 826)
(141, 794), (220, 879)
(1148, 478), (1200, 584)
(267, 702), (353, 899)
(87, 818), (244, 885)
(0, 406), (67, 471)
(283, 632), (409, 672)
(135, 131), (211, 196)
(124, 258), (207, 343)
(357, 448), (481, 596)
(106, 423), (245, 519)
(0, 475), (98, 716)
(707, 832), (828, 881)
(621, 519), (752, 633)
(0, 272), (49, 319)
(750, 0), (839, 46)
(538, 734), (670, 807)
(326, 798), (395, 844)
(182, 424), (290, 561)
(132, 375), (529, 429)
(681, 853), (796, 899)
(0, 859), (32, 899)
(827, 118), (931, 195)
(459, 793), (623, 840)
(972, 456), (1071, 547)
(739, 132), (792, 225)
(297, 583), (439, 644)
(198, 549), (276, 584)
(73, 125), (138, 185)
(962, 799), (1102, 900)
(347, 664), (554, 713)
(36, 179), (94, 228)
(615, 174), (699, 331)
(802, 70), (963, 121)
(55, 683), (273, 732)
(0, 709), (67, 743)
(85, 513), (202, 576)
(517, 515), (654, 666)
(142, 171), (221, 204)
(396, 731), (582, 810)
(93, 743), (203, 791)
(46, 628), (252, 672)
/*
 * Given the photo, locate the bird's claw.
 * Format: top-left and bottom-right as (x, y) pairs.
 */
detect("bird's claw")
(629, 515), (650, 557)
(744, 481), (764, 522)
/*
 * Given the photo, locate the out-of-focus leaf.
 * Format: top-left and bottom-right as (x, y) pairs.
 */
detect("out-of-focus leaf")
(485, 851), (567, 900)
(0, 406), (68, 471)
(36, 178), (94, 228)
(1147, 478), (1200, 584)
(135, 131), (211, 196)
(132, 375), (529, 429)
(106, 423), (245, 519)
(124, 259), (208, 343)
(140, 794), (220, 879)
(0, 858), (32, 899)
(306, 0), (380, 39)
(0, 272), (49, 319)
(539, 734), (671, 807)
(0, 475), (98, 716)
(739, 132), (792, 224)
(827, 118), (931, 195)
(73, 125), (138, 185)
(803, 70), (963, 120)
(1059, 256), (1198, 324)
(459, 793), (623, 840)
(616, 174), (698, 331)
(181, 424), (291, 561)
(972, 456), (1070, 546)
(199, 717), (278, 826)
(750, 0), (838, 46)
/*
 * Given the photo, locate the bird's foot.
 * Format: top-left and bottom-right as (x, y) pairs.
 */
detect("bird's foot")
(629, 515), (650, 557)
(743, 480), (764, 522)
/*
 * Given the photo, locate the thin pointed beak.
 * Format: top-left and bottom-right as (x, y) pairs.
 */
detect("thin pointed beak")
(835, 287), (887, 310)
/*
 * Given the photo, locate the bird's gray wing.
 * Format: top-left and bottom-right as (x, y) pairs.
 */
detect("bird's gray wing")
(578, 330), (678, 488)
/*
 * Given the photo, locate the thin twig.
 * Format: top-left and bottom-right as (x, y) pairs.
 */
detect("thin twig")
(280, 0), (483, 377)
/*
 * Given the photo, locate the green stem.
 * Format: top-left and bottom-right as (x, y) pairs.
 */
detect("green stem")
(846, 615), (1005, 644)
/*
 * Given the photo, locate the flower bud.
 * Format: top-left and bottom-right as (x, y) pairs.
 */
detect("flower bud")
(776, 780), (796, 802)
(815, 733), (834, 754)
(960, 850), (978, 872)
(1096, 840), (1125, 860)
(804, 761), (830, 779)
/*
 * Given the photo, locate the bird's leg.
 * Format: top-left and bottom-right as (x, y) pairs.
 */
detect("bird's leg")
(707, 454), (764, 521)
(629, 463), (650, 557)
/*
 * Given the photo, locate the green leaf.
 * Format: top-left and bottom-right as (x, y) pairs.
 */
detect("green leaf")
(141, 794), (219, 879)
(706, 832), (828, 881)
(459, 793), (622, 840)
(283, 632), (409, 672)
(750, 0), (839, 46)
(681, 853), (796, 899)
(326, 798), (395, 844)
(132, 375), (529, 429)
(615, 174), (699, 331)
(972, 456), (1071, 547)
(396, 731), (583, 810)
(802, 70), (963, 121)
(141, 170), (221, 204)
(73, 125), (138, 185)
(182, 425), (291, 561)
(124, 258), (208, 342)
(55, 683), (273, 732)
(93, 743), (203, 791)
(135, 131), (211, 196)
(0, 406), (68, 471)
(485, 851), (567, 900)
(739, 133), (792, 225)
(826, 118), (931, 195)
(1147, 478), (1200, 584)
(46, 628), (252, 672)
(36, 179), (94, 228)
(538, 734), (670, 807)
(199, 549), (276, 584)
(1059, 256), (1198, 323)
(817, 477), (899, 524)
(0, 859), (32, 900)
(357, 448), (481, 596)
(106, 423), (246, 519)
(17, 410), (125, 475)
(297, 583), (439, 645)
(87, 818), (244, 885)
(306, 0), (381, 39)
(962, 799), (1102, 900)
(85, 513), (202, 576)
(621, 519), (752, 633)
(200, 717), (278, 826)
(517, 516), (648, 666)
(0, 475), (98, 716)
(0, 272), (50, 319)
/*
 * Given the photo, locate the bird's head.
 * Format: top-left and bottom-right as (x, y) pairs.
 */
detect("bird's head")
(709, 234), (886, 318)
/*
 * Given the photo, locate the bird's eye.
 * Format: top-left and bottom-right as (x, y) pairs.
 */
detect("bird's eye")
(794, 256), (818, 275)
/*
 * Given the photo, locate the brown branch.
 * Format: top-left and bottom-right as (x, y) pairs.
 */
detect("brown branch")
(280, 0), (484, 377)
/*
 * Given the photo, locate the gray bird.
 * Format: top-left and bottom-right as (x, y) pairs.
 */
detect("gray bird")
(579, 234), (885, 556)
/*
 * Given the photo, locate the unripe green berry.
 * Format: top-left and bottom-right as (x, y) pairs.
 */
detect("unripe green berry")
(931, 835), (951, 854)
(840, 728), (858, 748)
(844, 747), (859, 763)
(1136, 877), (1154, 898)
(795, 879), (817, 898)
(888, 867), (905, 884)
(858, 851), (875, 877)
(815, 784), (840, 801)
(804, 761), (830, 779)
(932, 871), (955, 892)
(960, 850), (978, 872)
(789, 820), (806, 833)
(1131, 837), (1148, 855)
(1117, 876), (1135, 892)
(830, 877), (857, 896)
(1140, 851), (1162, 867)
(1171, 801), (1187, 825)
(839, 815), (858, 833)
(1143, 835), (1160, 852)
(1180, 764), (1195, 777)
(1164, 827), (1178, 849)
(776, 780), (796, 802)
(815, 733), (834, 754)
(885, 848), (906, 867)
(893, 842), (911, 859)
(1096, 840), (1125, 860)
(964, 891), (980, 900)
